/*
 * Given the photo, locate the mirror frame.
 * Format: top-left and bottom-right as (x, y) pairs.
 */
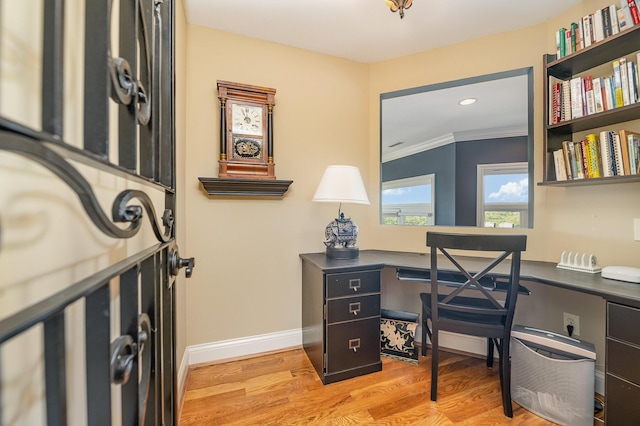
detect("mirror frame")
(379, 67), (534, 228)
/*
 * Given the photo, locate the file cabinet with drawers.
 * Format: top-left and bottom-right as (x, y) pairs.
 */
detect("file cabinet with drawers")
(301, 253), (383, 384)
(606, 301), (640, 424)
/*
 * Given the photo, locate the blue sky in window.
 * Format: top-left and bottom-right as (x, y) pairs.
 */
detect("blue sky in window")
(382, 184), (431, 204)
(485, 174), (528, 202)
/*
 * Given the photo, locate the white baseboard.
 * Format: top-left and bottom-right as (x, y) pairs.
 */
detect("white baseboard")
(176, 351), (190, 417)
(186, 328), (302, 366)
(416, 325), (488, 356)
(595, 370), (605, 396)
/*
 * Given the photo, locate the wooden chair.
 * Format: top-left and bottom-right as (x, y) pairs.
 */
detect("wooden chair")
(421, 231), (527, 418)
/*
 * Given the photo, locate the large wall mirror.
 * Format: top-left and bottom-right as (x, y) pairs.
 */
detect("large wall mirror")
(380, 67), (534, 228)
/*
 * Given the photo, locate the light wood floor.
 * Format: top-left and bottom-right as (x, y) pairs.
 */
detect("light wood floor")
(179, 347), (590, 425)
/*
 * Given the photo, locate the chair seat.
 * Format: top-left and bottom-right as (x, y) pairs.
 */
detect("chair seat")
(421, 293), (504, 322)
(420, 293), (503, 352)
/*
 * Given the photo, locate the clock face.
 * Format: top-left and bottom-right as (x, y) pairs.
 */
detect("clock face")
(231, 103), (263, 136)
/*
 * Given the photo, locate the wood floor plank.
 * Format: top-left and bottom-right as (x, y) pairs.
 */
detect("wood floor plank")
(180, 348), (566, 425)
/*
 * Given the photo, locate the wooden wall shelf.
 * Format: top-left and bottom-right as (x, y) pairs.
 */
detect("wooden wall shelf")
(198, 177), (293, 197)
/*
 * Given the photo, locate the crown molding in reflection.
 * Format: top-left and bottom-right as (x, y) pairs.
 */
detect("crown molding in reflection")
(382, 125), (527, 163)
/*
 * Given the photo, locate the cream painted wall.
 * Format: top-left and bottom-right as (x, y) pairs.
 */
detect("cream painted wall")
(181, 0), (639, 372)
(184, 26), (370, 344)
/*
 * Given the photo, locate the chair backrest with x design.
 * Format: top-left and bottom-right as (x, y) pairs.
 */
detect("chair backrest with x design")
(428, 232), (527, 337)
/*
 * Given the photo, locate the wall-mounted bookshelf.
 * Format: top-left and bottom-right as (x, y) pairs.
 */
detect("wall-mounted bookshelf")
(540, 23), (640, 186)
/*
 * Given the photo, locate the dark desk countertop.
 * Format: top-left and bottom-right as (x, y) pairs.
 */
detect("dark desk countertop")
(300, 250), (640, 308)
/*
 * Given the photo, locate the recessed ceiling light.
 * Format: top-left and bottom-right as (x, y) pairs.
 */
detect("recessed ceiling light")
(459, 98), (477, 106)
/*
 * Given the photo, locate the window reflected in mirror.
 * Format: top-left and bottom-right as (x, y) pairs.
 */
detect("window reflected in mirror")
(381, 174), (435, 226)
(477, 163), (528, 228)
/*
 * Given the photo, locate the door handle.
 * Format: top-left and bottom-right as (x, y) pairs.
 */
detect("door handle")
(169, 249), (195, 278)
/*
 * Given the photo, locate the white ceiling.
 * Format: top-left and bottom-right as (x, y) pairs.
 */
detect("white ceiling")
(381, 73), (530, 161)
(183, 0), (582, 64)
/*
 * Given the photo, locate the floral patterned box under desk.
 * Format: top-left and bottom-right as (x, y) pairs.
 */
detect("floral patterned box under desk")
(380, 308), (419, 363)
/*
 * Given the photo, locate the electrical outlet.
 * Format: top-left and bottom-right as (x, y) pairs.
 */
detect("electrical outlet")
(563, 312), (580, 336)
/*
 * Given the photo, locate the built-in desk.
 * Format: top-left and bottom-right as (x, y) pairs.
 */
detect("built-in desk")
(301, 250), (640, 307)
(300, 250), (640, 422)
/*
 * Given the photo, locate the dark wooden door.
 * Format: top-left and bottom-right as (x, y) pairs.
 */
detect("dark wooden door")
(0, 1), (191, 424)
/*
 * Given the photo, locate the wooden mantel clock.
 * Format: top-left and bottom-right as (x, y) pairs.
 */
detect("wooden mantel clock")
(217, 80), (276, 180)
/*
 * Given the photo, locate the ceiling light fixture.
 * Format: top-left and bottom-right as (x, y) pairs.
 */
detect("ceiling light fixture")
(459, 98), (477, 106)
(384, 0), (413, 19)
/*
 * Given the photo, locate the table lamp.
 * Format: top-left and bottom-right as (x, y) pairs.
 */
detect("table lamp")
(312, 165), (370, 259)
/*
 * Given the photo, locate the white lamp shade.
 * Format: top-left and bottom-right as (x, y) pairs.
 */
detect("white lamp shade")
(312, 165), (370, 205)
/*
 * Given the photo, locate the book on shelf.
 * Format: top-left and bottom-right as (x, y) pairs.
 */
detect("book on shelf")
(611, 4), (621, 34)
(565, 27), (573, 55)
(594, 8), (606, 41)
(562, 80), (571, 121)
(600, 130), (615, 176)
(605, 130), (619, 176)
(557, 28), (566, 58)
(613, 60), (625, 107)
(604, 76), (614, 110)
(582, 14), (594, 47)
(572, 22), (582, 52)
(628, 132), (640, 174)
(626, 0), (640, 24)
(550, 82), (562, 124)
(586, 134), (603, 178)
(602, 6), (613, 37)
(620, 57), (631, 106)
(619, 129), (640, 174)
(562, 140), (575, 179)
(553, 149), (568, 181)
(627, 60), (638, 103)
(574, 140), (586, 179)
(578, 139), (590, 178)
(593, 77), (605, 113)
(584, 75), (596, 115)
(570, 77), (584, 119)
(613, 132), (625, 175)
(618, 5), (633, 31)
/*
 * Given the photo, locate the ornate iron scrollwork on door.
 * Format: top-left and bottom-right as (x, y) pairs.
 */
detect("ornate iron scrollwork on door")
(110, 313), (152, 424)
(109, 0), (155, 126)
(0, 132), (173, 243)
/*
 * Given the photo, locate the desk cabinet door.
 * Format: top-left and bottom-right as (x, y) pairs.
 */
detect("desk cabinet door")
(326, 317), (380, 374)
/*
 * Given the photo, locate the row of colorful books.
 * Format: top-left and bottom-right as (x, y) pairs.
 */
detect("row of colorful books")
(549, 55), (639, 124)
(552, 129), (640, 181)
(556, 1), (640, 59)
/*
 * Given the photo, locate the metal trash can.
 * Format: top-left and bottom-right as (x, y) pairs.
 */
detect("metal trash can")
(510, 324), (596, 426)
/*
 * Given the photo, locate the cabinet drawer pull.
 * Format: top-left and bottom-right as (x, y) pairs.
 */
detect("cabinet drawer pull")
(349, 278), (361, 292)
(348, 338), (361, 352)
(349, 302), (361, 316)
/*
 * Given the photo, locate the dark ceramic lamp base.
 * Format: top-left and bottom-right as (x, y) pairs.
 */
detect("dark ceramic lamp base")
(326, 247), (359, 259)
